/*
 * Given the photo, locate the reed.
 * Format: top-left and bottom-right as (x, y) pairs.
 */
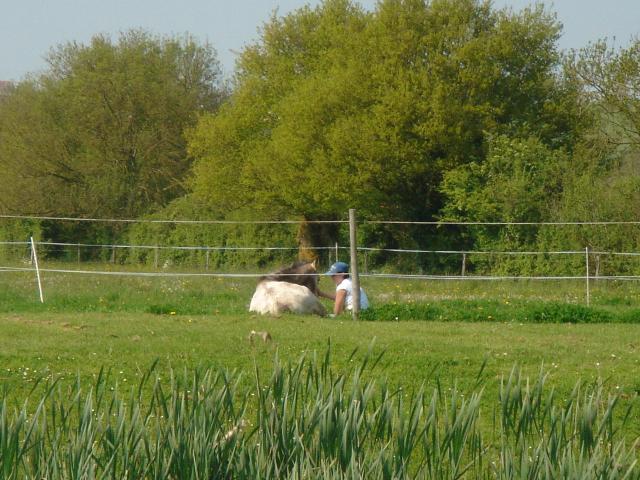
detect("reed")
(0, 348), (637, 479)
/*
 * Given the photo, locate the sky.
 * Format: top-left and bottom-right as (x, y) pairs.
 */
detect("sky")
(1, 0), (638, 82)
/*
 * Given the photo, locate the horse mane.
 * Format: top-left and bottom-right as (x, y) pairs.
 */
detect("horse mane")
(260, 260), (319, 295)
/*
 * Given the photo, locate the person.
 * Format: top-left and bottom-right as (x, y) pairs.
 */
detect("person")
(319, 261), (369, 315)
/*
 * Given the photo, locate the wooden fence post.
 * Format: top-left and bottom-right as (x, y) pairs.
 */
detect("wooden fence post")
(349, 209), (360, 321)
(585, 246), (590, 306)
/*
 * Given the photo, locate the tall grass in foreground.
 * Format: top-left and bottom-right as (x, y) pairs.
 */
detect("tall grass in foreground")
(0, 349), (638, 479)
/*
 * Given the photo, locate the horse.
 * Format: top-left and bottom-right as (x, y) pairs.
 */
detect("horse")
(259, 259), (321, 294)
(249, 260), (327, 316)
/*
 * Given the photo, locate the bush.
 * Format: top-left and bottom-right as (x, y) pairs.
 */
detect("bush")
(0, 218), (41, 261)
(126, 199), (299, 269)
(361, 300), (620, 324)
(360, 302), (443, 321)
(527, 302), (613, 323)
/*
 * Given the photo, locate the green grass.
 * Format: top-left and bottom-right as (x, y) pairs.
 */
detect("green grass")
(1, 265), (640, 477)
(362, 298), (640, 323)
(2, 266), (640, 398)
(4, 266), (640, 331)
(2, 312), (640, 412)
(0, 344), (638, 478)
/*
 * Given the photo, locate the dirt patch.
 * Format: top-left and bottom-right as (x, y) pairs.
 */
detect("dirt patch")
(60, 322), (88, 330)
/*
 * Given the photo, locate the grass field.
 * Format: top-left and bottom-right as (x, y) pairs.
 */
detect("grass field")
(1, 265), (640, 477)
(2, 311), (640, 402)
(2, 266), (640, 396)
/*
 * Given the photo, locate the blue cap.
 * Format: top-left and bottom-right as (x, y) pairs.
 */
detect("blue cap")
(325, 261), (349, 275)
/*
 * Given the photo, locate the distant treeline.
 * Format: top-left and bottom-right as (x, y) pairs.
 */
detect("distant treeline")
(1, 0), (639, 274)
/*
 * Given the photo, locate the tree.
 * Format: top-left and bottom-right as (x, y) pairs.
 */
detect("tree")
(569, 39), (640, 149)
(440, 134), (569, 272)
(0, 30), (224, 224)
(546, 39), (640, 274)
(186, 0), (579, 255)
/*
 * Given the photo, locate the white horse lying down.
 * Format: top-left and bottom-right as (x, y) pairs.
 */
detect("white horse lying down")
(249, 281), (327, 316)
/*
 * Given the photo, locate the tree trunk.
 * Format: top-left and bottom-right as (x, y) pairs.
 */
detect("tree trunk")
(297, 219), (340, 263)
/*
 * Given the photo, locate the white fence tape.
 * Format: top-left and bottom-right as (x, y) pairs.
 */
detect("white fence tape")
(365, 220), (640, 225)
(2, 265), (640, 281)
(4, 240), (640, 257)
(3, 213), (640, 226)
(0, 266), (320, 278)
(360, 247), (621, 256)
(362, 273), (640, 281)
(0, 214), (346, 225)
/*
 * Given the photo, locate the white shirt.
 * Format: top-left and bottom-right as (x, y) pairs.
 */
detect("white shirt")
(336, 278), (369, 310)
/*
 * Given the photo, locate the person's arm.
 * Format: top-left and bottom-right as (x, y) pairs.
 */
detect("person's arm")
(334, 289), (347, 315)
(317, 288), (335, 300)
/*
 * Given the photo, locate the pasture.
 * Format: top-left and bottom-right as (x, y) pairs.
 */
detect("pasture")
(2, 265), (640, 396)
(1, 265), (640, 477)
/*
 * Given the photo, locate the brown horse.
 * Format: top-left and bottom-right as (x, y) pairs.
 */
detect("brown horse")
(249, 260), (327, 316)
(259, 259), (320, 294)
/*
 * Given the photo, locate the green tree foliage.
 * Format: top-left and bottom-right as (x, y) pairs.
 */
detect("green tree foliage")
(186, 0), (579, 259)
(442, 135), (567, 225)
(125, 198), (299, 269)
(570, 39), (640, 148)
(534, 39), (640, 275)
(0, 30), (223, 223)
(439, 37), (640, 276)
(440, 135), (569, 273)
